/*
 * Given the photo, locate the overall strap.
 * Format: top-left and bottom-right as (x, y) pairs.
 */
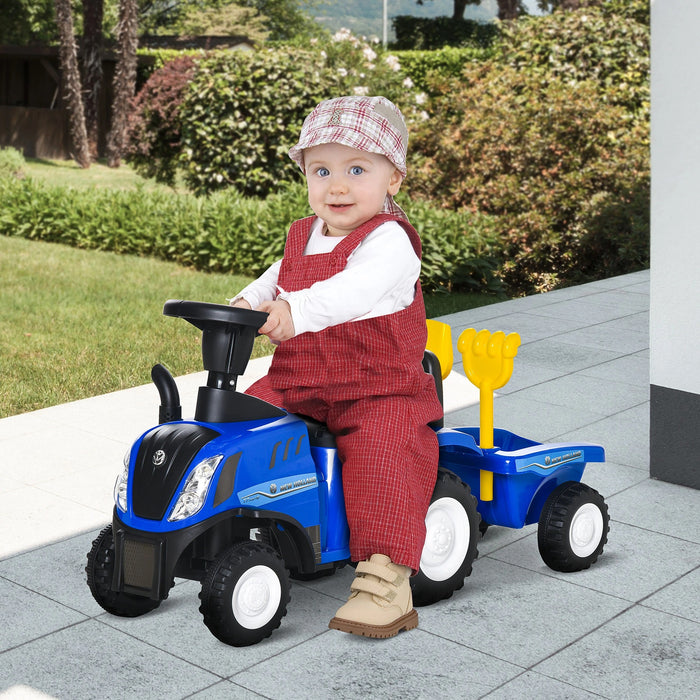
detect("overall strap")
(282, 216), (317, 259)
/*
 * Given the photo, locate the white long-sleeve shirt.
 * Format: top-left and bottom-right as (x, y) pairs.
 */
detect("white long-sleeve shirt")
(232, 218), (420, 336)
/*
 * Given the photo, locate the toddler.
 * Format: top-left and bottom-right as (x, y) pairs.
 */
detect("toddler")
(231, 95), (442, 638)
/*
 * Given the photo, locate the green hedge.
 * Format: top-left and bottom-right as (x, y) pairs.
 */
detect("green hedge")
(392, 16), (500, 51)
(397, 47), (494, 92)
(0, 174), (502, 295)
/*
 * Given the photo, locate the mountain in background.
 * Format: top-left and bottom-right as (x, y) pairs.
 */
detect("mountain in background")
(302, 0), (499, 41)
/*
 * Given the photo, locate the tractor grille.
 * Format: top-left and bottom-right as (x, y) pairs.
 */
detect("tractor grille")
(123, 538), (157, 590)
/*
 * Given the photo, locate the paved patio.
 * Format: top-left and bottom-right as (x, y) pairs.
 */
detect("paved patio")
(1, 268), (698, 699)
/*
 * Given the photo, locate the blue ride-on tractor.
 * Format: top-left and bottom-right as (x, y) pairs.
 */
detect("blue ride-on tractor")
(86, 300), (609, 646)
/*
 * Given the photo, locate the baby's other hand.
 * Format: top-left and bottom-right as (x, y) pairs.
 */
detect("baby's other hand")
(256, 299), (295, 342)
(230, 298), (252, 309)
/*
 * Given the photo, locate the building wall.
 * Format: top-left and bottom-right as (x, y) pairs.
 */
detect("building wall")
(649, 0), (700, 489)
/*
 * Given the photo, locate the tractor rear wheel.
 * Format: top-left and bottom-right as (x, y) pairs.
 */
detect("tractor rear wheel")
(411, 470), (479, 606)
(538, 482), (609, 572)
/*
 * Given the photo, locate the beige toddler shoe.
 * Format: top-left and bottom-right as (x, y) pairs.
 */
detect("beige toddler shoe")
(328, 553), (418, 638)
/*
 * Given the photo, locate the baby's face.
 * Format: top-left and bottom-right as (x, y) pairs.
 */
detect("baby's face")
(304, 143), (402, 237)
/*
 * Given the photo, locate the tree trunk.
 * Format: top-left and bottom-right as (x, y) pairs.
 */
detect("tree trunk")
(82, 0), (104, 161)
(53, 0), (90, 168)
(453, 0), (469, 20)
(106, 0), (138, 168)
(497, 0), (520, 20)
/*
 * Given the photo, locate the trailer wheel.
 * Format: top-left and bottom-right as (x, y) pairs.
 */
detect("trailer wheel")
(538, 482), (609, 572)
(86, 525), (161, 617)
(411, 470), (479, 606)
(199, 541), (290, 646)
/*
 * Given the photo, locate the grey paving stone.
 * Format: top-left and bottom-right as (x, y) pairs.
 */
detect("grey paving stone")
(489, 521), (700, 603)
(586, 288), (650, 312)
(0, 578), (85, 652)
(578, 460), (649, 499)
(578, 350), (650, 387)
(0, 529), (106, 617)
(513, 373), (649, 417)
(516, 338), (624, 374)
(642, 567), (700, 624)
(445, 393), (607, 443)
(483, 670), (603, 699)
(230, 626), (522, 700)
(100, 578), (345, 677)
(605, 478), (700, 543)
(189, 682), (267, 699)
(526, 297), (642, 326)
(0, 619), (219, 699)
(418, 558), (629, 668)
(474, 523), (536, 558)
(554, 405), (650, 469)
(555, 322), (649, 355)
(533, 606), (700, 699)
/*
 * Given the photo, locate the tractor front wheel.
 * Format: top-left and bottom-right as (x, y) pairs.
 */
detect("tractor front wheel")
(86, 525), (161, 617)
(199, 541), (290, 646)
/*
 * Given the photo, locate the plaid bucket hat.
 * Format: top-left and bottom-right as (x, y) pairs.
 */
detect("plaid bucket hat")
(289, 96), (409, 220)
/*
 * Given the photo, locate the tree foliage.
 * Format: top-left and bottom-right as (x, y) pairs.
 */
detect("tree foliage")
(0, 0), (57, 44)
(406, 0), (650, 294)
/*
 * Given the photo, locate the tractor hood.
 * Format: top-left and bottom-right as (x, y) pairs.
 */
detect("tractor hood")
(133, 423), (221, 520)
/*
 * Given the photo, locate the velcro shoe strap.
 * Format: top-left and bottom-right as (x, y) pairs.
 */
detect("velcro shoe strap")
(356, 561), (404, 586)
(350, 576), (397, 602)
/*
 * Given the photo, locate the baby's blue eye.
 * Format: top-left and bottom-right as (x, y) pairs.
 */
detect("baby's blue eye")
(350, 166), (364, 176)
(317, 167), (330, 177)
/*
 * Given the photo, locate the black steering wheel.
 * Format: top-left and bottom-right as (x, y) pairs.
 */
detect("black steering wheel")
(163, 300), (268, 332)
(163, 300), (269, 379)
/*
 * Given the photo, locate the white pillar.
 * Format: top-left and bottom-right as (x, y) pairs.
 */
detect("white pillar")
(649, 0), (700, 488)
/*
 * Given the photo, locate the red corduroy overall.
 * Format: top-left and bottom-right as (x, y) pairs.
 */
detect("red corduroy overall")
(245, 213), (443, 572)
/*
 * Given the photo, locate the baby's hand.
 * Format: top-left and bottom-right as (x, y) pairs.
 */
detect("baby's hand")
(256, 299), (295, 342)
(229, 298), (252, 309)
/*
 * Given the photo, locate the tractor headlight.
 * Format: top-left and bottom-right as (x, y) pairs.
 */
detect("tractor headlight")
(114, 449), (131, 513)
(167, 455), (223, 522)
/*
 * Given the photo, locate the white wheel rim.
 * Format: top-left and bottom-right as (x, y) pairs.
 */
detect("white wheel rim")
(420, 497), (470, 581)
(569, 503), (604, 558)
(231, 565), (281, 629)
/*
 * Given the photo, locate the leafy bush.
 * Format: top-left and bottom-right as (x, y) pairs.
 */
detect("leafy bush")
(498, 0), (649, 125)
(0, 176), (499, 295)
(397, 47), (495, 93)
(178, 47), (337, 197)
(126, 54), (197, 186)
(408, 62), (649, 295)
(392, 16), (499, 51)
(0, 147), (25, 178)
(397, 193), (503, 295)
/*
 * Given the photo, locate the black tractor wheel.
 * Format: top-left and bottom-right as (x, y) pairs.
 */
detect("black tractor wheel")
(538, 481), (610, 572)
(199, 541), (290, 647)
(411, 469), (480, 606)
(86, 525), (161, 617)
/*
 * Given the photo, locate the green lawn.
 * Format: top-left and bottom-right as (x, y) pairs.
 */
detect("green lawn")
(0, 236), (266, 418)
(22, 157), (178, 192)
